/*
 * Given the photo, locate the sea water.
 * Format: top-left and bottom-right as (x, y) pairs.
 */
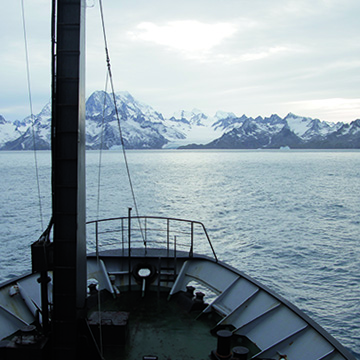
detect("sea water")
(0, 149), (359, 358)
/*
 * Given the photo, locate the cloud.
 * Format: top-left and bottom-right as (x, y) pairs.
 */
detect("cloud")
(226, 45), (299, 63)
(287, 98), (360, 123)
(128, 20), (238, 59)
(127, 20), (295, 64)
(1, 0), (359, 124)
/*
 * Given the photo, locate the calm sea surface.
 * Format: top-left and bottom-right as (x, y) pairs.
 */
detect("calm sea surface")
(0, 149), (359, 357)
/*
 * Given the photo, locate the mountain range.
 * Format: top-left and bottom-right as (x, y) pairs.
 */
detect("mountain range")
(1, 91), (359, 150)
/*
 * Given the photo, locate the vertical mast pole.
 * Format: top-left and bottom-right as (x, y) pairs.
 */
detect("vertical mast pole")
(51, 0), (86, 358)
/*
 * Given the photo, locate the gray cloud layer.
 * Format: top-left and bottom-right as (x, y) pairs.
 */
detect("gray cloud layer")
(1, 0), (359, 123)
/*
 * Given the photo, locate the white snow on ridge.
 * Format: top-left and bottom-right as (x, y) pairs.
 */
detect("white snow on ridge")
(214, 110), (236, 120)
(285, 113), (313, 137)
(164, 109), (226, 147)
(0, 122), (18, 145)
(114, 92), (164, 124)
(172, 108), (203, 121)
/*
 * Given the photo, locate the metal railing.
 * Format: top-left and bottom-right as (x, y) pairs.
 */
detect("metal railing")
(86, 214), (218, 262)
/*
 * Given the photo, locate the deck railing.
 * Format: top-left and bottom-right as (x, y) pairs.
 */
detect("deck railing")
(86, 214), (218, 262)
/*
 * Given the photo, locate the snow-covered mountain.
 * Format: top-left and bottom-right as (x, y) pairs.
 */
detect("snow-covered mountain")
(0, 103), (52, 150)
(183, 112), (360, 149)
(165, 109), (225, 148)
(0, 91), (185, 150)
(1, 91), (359, 150)
(85, 91), (184, 149)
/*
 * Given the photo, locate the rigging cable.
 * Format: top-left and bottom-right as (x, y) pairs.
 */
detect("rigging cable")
(98, 0), (146, 246)
(21, 0), (44, 232)
(95, 4), (145, 357)
(94, 72), (110, 360)
(96, 73), (110, 222)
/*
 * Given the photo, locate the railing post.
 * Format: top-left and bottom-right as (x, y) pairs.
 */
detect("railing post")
(174, 235), (177, 277)
(167, 218), (170, 257)
(121, 218), (124, 255)
(128, 207), (132, 291)
(95, 221), (99, 258)
(202, 224), (218, 262)
(144, 217), (147, 255)
(190, 222), (194, 257)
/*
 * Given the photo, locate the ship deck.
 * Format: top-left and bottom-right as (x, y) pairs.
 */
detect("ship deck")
(87, 289), (252, 360)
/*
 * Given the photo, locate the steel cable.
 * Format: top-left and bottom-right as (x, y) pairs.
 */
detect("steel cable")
(21, 0), (44, 232)
(98, 0), (146, 246)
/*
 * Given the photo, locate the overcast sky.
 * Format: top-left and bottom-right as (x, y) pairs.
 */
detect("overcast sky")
(1, 0), (360, 123)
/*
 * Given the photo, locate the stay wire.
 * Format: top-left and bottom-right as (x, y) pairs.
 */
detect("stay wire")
(93, 72), (110, 360)
(21, 0), (44, 232)
(98, 0), (146, 246)
(96, 72), (109, 221)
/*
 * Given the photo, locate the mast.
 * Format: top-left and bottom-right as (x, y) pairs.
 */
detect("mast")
(51, 0), (86, 358)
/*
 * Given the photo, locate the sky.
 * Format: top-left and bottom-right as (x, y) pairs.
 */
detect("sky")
(1, 0), (360, 124)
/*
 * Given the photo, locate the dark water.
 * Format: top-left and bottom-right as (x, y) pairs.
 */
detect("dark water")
(0, 149), (359, 357)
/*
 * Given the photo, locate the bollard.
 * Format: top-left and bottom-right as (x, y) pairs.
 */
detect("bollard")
(232, 346), (249, 359)
(216, 330), (233, 358)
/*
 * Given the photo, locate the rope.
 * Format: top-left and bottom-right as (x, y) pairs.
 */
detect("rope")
(98, 0), (146, 246)
(21, 0), (44, 232)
